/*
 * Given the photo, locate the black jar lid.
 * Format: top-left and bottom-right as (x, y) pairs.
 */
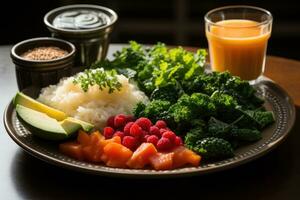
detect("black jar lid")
(11, 37), (76, 71)
(44, 4), (118, 39)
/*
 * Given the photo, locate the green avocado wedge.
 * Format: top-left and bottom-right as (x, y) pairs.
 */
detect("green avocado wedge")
(16, 105), (94, 141)
(13, 92), (67, 121)
(63, 117), (94, 132)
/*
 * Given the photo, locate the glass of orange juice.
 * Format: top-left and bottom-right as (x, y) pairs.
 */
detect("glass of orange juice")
(205, 6), (273, 81)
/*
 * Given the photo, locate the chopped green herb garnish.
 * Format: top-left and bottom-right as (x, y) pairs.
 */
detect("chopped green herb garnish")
(73, 68), (122, 93)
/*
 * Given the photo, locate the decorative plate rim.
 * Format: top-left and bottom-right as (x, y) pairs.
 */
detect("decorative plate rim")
(3, 78), (296, 178)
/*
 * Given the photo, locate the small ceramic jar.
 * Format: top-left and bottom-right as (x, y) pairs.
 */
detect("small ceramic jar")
(44, 4), (118, 68)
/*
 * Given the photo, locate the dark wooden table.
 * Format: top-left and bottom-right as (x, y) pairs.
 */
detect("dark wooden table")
(1, 44), (300, 200)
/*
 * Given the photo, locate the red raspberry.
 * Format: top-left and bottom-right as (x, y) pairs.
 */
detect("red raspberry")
(142, 130), (149, 137)
(123, 122), (134, 135)
(114, 114), (127, 128)
(149, 126), (160, 136)
(157, 137), (172, 151)
(103, 127), (114, 139)
(122, 136), (138, 150)
(147, 135), (159, 146)
(159, 128), (168, 135)
(106, 116), (115, 128)
(130, 123), (143, 137)
(135, 117), (152, 131)
(162, 131), (176, 143)
(125, 115), (135, 122)
(155, 120), (167, 129)
(174, 136), (183, 146)
(114, 131), (125, 139)
(143, 134), (151, 142)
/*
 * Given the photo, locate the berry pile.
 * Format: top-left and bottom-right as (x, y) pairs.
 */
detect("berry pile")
(103, 114), (183, 151)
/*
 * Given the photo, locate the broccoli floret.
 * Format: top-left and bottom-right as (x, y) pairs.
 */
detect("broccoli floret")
(193, 137), (234, 159)
(142, 100), (172, 122)
(232, 128), (262, 142)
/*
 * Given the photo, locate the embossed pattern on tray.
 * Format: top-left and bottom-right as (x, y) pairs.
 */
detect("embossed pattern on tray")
(4, 79), (296, 177)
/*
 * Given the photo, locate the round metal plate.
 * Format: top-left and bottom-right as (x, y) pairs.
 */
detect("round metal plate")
(3, 78), (295, 178)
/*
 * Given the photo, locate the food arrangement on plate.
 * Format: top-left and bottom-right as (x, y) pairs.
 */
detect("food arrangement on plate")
(13, 41), (275, 171)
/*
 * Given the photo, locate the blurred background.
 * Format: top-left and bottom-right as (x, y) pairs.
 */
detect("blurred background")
(1, 0), (299, 60)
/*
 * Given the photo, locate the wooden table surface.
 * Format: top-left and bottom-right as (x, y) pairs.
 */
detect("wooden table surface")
(0, 44), (300, 200)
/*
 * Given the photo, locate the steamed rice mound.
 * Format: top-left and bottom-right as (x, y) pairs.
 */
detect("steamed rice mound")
(38, 74), (148, 129)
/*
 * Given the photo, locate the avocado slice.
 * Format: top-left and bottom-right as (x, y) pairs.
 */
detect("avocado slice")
(63, 117), (94, 132)
(16, 105), (94, 141)
(16, 104), (70, 140)
(14, 92), (67, 121)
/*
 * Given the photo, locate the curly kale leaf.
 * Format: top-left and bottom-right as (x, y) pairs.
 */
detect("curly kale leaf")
(184, 71), (264, 110)
(150, 82), (184, 103)
(244, 110), (275, 129)
(210, 91), (238, 111)
(191, 137), (234, 159)
(231, 128), (262, 142)
(132, 102), (146, 118)
(141, 100), (172, 122)
(207, 117), (233, 139)
(167, 93), (216, 124)
(185, 127), (208, 148)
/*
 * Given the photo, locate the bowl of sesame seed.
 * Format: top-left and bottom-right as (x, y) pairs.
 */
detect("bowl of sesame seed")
(10, 37), (75, 90)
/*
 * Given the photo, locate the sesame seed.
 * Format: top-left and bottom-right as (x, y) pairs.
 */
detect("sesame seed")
(21, 46), (68, 61)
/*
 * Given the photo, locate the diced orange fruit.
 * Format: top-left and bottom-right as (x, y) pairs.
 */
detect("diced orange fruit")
(59, 130), (200, 171)
(103, 142), (133, 168)
(90, 131), (105, 145)
(81, 131), (106, 162)
(149, 152), (174, 170)
(127, 143), (158, 169)
(59, 141), (84, 161)
(100, 136), (121, 147)
(172, 146), (201, 168)
(77, 130), (91, 146)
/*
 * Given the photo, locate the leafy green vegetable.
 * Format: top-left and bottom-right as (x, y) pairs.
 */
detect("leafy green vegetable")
(184, 71), (264, 110)
(132, 102), (146, 119)
(244, 110), (275, 128)
(233, 108), (274, 130)
(231, 128), (262, 142)
(210, 91), (238, 111)
(87, 41), (275, 162)
(73, 68), (122, 93)
(142, 100), (172, 123)
(185, 127), (207, 148)
(191, 137), (234, 159)
(207, 117), (233, 139)
(92, 41), (207, 95)
(150, 82), (184, 103)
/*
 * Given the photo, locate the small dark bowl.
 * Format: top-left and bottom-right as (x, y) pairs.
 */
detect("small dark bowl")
(10, 37), (75, 91)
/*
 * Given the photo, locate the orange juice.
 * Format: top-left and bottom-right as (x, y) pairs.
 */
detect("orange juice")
(206, 19), (271, 80)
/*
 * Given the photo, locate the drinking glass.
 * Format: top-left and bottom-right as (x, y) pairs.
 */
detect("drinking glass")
(205, 5), (273, 81)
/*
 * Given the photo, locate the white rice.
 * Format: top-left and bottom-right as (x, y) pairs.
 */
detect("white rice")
(38, 72), (148, 129)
